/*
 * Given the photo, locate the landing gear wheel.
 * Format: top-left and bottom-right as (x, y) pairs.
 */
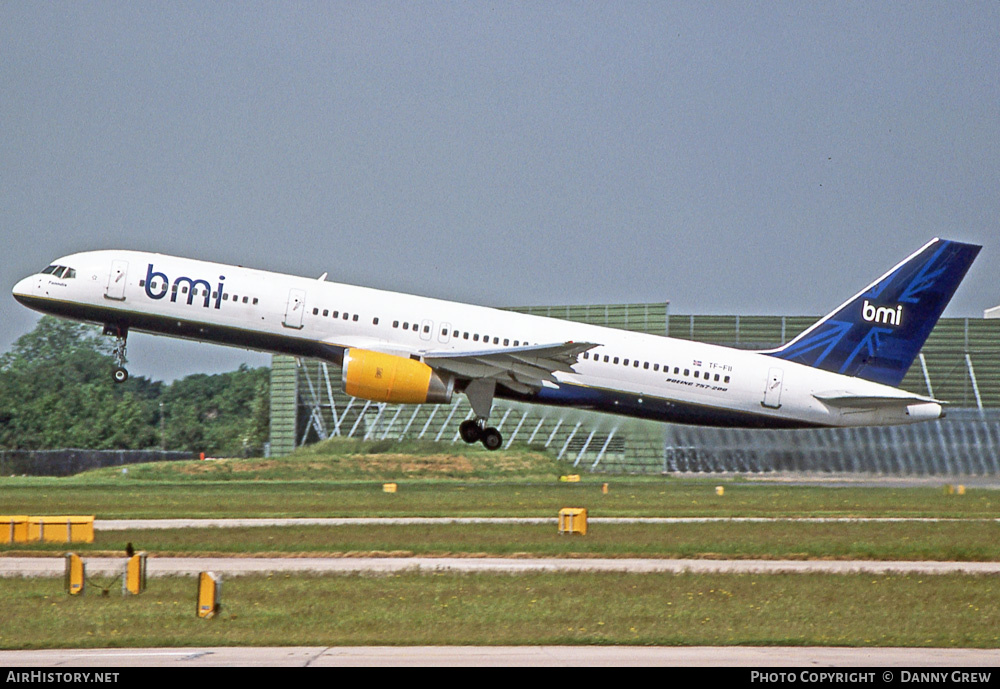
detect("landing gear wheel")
(481, 427), (503, 451)
(459, 419), (482, 444)
(104, 323), (130, 384)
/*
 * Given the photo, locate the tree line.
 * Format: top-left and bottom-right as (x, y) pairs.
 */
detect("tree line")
(0, 317), (270, 456)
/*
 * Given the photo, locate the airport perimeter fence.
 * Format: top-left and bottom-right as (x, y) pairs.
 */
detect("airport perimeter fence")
(0, 449), (195, 477)
(655, 409), (1000, 476)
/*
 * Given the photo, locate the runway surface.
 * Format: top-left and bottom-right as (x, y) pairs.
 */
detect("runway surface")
(3, 645), (1000, 667)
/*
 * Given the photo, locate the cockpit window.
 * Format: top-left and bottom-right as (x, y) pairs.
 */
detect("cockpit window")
(40, 264), (76, 279)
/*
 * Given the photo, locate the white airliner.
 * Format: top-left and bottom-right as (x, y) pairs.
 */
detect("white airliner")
(12, 238), (980, 450)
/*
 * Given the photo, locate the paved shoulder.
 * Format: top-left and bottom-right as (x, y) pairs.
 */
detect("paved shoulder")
(3, 557), (1000, 577)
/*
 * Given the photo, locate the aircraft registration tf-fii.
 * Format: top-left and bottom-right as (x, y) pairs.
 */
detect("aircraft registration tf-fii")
(13, 238), (980, 450)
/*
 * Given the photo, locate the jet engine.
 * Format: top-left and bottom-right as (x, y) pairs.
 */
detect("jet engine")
(342, 348), (454, 405)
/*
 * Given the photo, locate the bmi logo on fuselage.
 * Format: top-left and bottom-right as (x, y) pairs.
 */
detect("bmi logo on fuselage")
(862, 299), (903, 326)
(144, 264), (225, 309)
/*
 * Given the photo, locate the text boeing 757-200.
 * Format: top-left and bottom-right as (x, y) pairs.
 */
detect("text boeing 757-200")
(12, 238), (981, 450)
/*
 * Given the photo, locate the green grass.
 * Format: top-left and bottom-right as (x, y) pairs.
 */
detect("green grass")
(81, 438), (569, 482)
(1, 476), (996, 519)
(4, 439), (996, 520)
(3, 572), (1000, 649)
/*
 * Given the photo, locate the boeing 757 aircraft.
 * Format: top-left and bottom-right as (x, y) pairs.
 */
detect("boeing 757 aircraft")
(12, 238), (980, 450)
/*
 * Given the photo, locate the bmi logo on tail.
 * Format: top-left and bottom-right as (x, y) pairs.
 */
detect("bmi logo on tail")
(862, 300), (903, 326)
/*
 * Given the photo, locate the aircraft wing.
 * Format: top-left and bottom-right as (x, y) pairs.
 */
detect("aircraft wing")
(421, 341), (599, 394)
(812, 391), (943, 409)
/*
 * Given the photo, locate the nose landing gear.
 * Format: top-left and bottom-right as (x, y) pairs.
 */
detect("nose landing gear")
(103, 324), (129, 384)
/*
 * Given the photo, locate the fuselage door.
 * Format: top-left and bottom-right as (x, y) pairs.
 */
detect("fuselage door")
(283, 289), (306, 329)
(762, 367), (784, 409)
(419, 318), (434, 342)
(105, 260), (128, 301)
(438, 322), (452, 344)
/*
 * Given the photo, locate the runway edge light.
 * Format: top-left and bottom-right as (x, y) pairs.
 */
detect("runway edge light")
(64, 553), (85, 596)
(124, 553), (147, 596)
(197, 571), (221, 618)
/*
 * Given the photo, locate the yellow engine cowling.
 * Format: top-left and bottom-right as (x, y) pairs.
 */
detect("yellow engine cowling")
(342, 349), (454, 405)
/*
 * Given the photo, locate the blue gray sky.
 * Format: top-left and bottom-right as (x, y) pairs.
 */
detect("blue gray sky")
(2, 2), (998, 381)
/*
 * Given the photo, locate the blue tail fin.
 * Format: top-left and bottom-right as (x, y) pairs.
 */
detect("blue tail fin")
(764, 238), (981, 386)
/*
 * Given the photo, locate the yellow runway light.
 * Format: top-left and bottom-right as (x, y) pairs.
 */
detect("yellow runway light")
(197, 572), (221, 618)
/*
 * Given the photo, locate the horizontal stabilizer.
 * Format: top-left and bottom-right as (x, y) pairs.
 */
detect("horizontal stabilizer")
(813, 390), (942, 409)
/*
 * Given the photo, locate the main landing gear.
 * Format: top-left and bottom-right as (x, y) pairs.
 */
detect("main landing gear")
(459, 379), (502, 451)
(103, 324), (129, 384)
(459, 419), (503, 451)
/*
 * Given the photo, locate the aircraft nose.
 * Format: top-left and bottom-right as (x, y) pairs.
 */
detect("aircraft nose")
(12, 276), (35, 304)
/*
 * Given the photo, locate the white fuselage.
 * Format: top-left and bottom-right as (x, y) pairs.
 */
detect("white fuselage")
(12, 250), (943, 429)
